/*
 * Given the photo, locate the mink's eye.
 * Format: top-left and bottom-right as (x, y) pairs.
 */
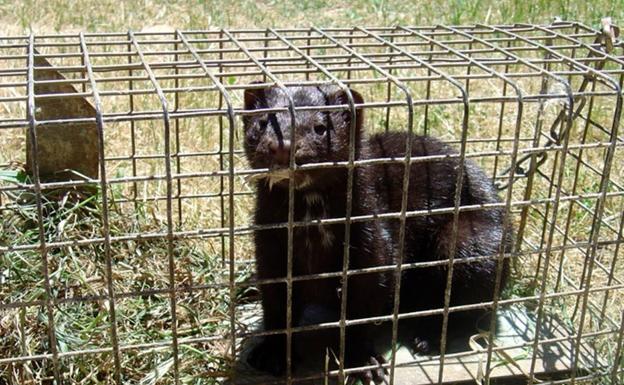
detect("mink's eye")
(259, 120), (268, 132)
(314, 125), (326, 135)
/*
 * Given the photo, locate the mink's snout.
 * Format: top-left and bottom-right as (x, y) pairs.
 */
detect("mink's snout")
(269, 139), (291, 166)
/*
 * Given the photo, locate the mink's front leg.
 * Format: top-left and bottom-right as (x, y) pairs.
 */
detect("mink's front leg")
(247, 281), (288, 376)
(345, 271), (390, 384)
(247, 228), (291, 376)
(345, 221), (394, 384)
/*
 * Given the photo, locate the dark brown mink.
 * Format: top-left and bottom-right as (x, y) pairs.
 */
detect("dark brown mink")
(365, 132), (512, 354)
(241, 84), (511, 381)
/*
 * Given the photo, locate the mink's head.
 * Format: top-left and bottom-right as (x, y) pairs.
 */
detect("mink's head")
(242, 84), (364, 190)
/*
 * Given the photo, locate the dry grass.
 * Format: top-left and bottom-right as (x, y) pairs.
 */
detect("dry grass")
(0, 2), (623, 384)
(1, 0), (623, 34)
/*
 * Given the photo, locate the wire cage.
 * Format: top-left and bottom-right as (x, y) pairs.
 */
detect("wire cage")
(0, 20), (623, 385)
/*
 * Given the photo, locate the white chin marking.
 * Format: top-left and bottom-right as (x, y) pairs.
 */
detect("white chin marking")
(266, 169), (290, 190)
(263, 170), (313, 190)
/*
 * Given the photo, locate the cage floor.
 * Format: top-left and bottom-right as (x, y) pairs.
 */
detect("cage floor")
(230, 305), (604, 385)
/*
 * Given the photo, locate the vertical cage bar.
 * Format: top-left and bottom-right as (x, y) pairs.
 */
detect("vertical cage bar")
(422, 34), (434, 136)
(534, 147), (560, 283)
(434, 24), (529, 382)
(78, 32), (122, 384)
(401, 24), (525, 382)
(268, 27), (358, 384)
(491, 39), (513, 182)
(25, 33), (62, 385)
(474, 24), (566, 260)
(315, 26), (436, 383)
(176, 27), (239, 364)
(383, 29), (397, 133)
(224, 28), (239, 370)
(262, 30), (269, 84)
(567, 72), (622, 385)
(304, 31), (311, 82)
(128, 30), (181, 385)
(432, 23), (578, 378)
(597, 54), (624, 328)
(530, 27), (560, 286)
(174, 34), (183, 226)
(346, 33), (354, 81)
(19, 307), (27, 378)
(509, 24), (623, 385)
(127, 36), (138, 208)
(359, 27), (417, 385)
(223, 28), (298, 383)
(568, 23), (581, 83)
(599, 204), (624, 327)
(218, 30), (227, 267)
(555, 80), (596, 293)
(356, 26), (466, 385)
(486, 25), (578, 385)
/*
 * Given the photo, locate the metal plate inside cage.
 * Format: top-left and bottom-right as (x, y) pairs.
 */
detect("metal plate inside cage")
(231, 305), (605, 385)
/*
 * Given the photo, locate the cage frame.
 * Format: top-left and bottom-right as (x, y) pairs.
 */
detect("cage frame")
(0, 20), (623, 385)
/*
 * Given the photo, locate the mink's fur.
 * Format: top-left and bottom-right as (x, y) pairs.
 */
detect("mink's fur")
(242, 84), (511, 379)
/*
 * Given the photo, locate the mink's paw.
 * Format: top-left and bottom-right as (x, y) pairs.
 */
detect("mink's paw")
(346, 355), (388, 385)
(247, 337), (286, 376)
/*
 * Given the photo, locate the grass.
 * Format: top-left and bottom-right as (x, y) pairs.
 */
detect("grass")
(0, 0), (623, 34)
(0, 178), (254, 384)
(0, 1), (623, 384)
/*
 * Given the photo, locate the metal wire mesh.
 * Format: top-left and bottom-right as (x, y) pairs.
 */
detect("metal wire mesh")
(0, 21), (623, 385)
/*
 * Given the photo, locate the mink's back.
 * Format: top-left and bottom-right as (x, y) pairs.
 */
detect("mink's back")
(364, 132), (503, 219)
(362, 131), (511, 328)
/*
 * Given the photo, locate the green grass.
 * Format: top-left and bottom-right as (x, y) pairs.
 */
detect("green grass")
(1, 179), (253, 384)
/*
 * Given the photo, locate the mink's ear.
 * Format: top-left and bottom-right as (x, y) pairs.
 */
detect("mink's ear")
(330, 88), (364, 131)
(244, 80), (267, 110)
(331, 88), (364, 106)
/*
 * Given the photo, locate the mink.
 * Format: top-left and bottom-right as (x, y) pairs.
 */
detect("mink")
(242, 84), (511, 382)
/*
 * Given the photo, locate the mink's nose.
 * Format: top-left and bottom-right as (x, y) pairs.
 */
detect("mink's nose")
(269, 140), (291, 165)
